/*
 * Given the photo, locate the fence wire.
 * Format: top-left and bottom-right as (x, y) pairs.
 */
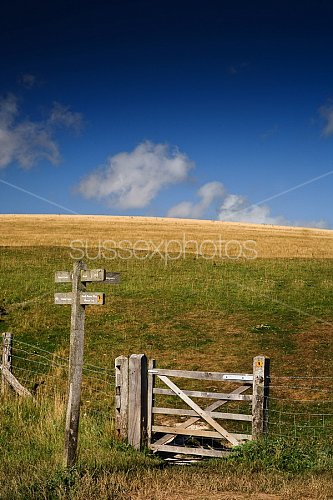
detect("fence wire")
(4, 337), (115, 417)
(267, 375), (333, 439)
(2, 336), (333, 441)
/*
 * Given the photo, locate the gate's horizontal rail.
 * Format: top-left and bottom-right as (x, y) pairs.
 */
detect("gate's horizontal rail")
(153, 387), (252, 401)
(152, 425), (252, 440)
(153, 407), (252, 421)
(150, 444), (231, 458)
(149, 368), (253, 383)
(151, 444), (230, 457)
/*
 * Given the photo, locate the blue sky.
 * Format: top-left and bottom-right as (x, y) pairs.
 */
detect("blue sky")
(0, 0), (333, 227)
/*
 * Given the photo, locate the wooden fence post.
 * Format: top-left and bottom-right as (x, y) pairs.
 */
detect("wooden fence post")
(252, 356), (270, 439)
(1, 332), (13, 395)
(63, 260), (87, 467)
(128, 354), (148, 450)
(147, 358), (156, 447)
(115, 355), (129, 439)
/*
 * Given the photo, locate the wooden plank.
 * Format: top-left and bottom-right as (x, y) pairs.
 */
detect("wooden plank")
(1, 366), (32, 397)
(128, 354), (148, 450)
(81, 269), (105, 282)
(231, 433), (252, 441)
(1, 332), (12, 395)
(55, 292), (73, 305)
(252, 356), (270, 439)
(152, 425), (251, 440)
(153, 387), (252, 401)
(63, 260), (86, 468)
(105, 272), (121, 284)
(80, 292), (105, 305)
(149, 368), (253, 383)
(55, 292), (105, 306)
(152, 385), (251, 448)
(153, 425), (226, 439)
(152, 407), (252, 421)
(157, 426), (251, 441)
(55, 271), (72, 283)
(158, 375), (240, 446)
(150, 444), (231, 458)
(115, 355), (129, 439)
(147, 358), (156, 447)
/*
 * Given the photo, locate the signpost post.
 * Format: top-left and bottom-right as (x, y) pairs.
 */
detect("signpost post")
(55, 260), (120, 468)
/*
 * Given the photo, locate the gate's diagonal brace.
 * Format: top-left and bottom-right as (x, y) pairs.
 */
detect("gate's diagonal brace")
(158, 375), (240, 446)
(152, 384), (250, 447)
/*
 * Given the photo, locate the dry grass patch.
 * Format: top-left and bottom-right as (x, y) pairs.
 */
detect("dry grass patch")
(1, 214), (332, 258)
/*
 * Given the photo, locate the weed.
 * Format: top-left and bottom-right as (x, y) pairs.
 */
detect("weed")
(228, 437), (333, 473)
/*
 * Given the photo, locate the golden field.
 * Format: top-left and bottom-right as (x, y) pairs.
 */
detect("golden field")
(0, 214), (332, 258)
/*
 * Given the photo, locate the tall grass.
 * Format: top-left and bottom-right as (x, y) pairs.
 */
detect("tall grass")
(1, 394), (333, 499)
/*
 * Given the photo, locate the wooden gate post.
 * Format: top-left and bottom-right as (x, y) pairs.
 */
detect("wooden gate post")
(115, 355), (129, 439)
(252, 356), (270, 439)
(1, 332), (13, 395)
(128, 354), (148, 450)
(147, 358), (156, 447)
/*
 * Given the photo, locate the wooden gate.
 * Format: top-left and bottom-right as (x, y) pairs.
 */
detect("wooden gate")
(115, 355), (270, 458)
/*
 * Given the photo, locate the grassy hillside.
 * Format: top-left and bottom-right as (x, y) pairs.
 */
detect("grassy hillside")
(0, 215), (333, 498)
(1, 214), (332, 257)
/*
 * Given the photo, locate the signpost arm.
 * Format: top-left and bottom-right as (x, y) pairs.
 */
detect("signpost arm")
(64, 260), (87, 467)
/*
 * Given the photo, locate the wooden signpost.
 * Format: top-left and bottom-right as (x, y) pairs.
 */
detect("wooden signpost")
(55, 260), (120, 468)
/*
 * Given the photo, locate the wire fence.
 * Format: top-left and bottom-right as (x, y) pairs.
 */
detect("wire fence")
(2, 336), (333, 441)
(5, 337), (115, 417)
(267, 375), (333, 439)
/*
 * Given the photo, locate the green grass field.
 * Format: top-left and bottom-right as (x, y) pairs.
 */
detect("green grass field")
(1, 241), (333, 498)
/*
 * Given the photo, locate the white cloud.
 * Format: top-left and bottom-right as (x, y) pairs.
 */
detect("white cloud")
(0, 94), (83, 169)
(167, 201), (197, 218)
(167, 181), (225, 218)
(167, 182), (329, 228)
(218, 194), (329, 228)
(319, 103), (333, 137)
(217, 194), (287, 225)
(77, 141), (193, 209)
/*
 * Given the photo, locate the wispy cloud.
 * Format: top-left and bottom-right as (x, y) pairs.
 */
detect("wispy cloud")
(0, 94), (84, 169)
(227, 62), (250, 76)
(260, 125), (278, 141)
(167, 181), (225, 218)
(168, 184), (287, 225)
(77, 141), (193, 209)
(218, 192), (329, 228)
(217, 193), (286, 225)
(167, 180), (329, 228)
(48, 102), (84, 133)
(319, 102), (333, 137)
(18, 73), (38, 89)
